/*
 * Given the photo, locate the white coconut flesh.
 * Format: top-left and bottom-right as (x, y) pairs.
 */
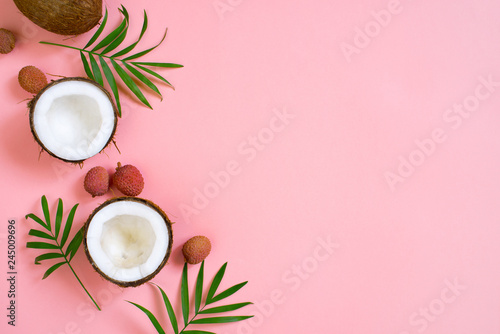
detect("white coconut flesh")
(32, 80), (116, 161)
(86, 201), (171, 283)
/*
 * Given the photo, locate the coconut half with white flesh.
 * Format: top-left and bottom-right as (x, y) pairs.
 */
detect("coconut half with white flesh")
(29, 77), (118, 163)
(83, 197), (173, 287)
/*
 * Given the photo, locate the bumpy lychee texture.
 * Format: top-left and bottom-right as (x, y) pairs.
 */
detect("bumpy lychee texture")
(113, 163), (144, 196)
(84, 166), (110, 197)
(18, 66), (48, 94)
(0, 28), (15, 54)
(182, 236), (211, 264)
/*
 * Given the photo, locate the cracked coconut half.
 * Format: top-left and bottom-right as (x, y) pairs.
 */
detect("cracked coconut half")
(29, 77), (118, 163)
(83, 197), (173, 287)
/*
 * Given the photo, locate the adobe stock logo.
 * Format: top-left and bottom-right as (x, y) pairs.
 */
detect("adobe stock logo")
(18, 16), (40, 44)
(385, 75), (499, 191)
(213, 0), (244, 21)
(179, 107), (295, 224)
(46, 283), (124, 334)
(218, 235), (339, 334)
(340, 0), (403, 63)
(398, 278), (466, 334)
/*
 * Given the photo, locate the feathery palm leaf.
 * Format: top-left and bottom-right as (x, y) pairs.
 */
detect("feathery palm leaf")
(26, 196), (100, 310)
(128, 261), (252, 333)
(40, 5), (183, 116)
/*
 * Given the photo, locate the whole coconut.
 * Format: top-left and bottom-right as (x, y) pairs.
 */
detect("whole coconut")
(13, 0), (102, 36)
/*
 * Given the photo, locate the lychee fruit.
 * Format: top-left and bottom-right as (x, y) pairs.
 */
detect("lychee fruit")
(113, 162), (144, 196)
(0, 28), (15, 54)
(84, 166), (110, 197)
(18, 66), (48, 94)
(182, 236), (211, 264)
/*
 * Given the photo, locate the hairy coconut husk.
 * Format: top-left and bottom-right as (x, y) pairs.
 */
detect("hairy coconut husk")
(13, 0), (102, 35)
(29, 77), (118, 164)
(83, 197), (174, 288)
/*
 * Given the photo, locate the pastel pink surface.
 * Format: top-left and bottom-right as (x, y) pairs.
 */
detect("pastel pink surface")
(1, 0), (500, 333)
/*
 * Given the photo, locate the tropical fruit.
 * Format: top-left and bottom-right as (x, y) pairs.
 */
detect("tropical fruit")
(18, 66), (47, 94)
(13, 0), (103, 36)
(0, 28), (15, 54)
(84, 166), (110, 197)
(29, 77), (118, 163)
(113, 163), (144, 196)
(83, 197), (173, 287)
(182, 236), (211, 264)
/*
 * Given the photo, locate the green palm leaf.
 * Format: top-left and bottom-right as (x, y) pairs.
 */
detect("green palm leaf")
(28, 229), (54, 240)
(99, 56), (121, 115)
(111, 59), (152, 108)
(60, 203), (78, 248)
(39, 5), (182, 115)
(54, 198), (63, 239)
(181, 262), (190, 327)
(81, 51), (94, 80)
(92, 6), (129, 51)
(112, 10), (148, 57)
(195, 261), (204, 314)
(101, 12), (129, 54)
(206, 263), (227, 303)
(131, 62), (184, 68)
(122, 28), (167, 61)
(207, 281), (248, 305)
(25, 213), (48, 230)
(43, 262), (66, 279)
(152, 283), (178, 334)
(123, 61), (161, 96)
(26, 241), (58, 250)
(190, 316), (253, 324)
(26, 196), (100, 310)
(127, 302), (166, 334)
(132, 63), (173, 87)
(129, 261), (252, 333)
(199, 302), (252, 314)
(41, 195), (51, 232)
(89, 54), (103, 86)
(84, 8), (109, 49)
(65, 227), (84, 262)
(34, 252), (64, 265)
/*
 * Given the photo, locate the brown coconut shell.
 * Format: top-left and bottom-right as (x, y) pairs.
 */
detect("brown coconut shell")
(29, 77), (118, 164)
(83, 197), (174, 288)
(13, 0), (102, 36)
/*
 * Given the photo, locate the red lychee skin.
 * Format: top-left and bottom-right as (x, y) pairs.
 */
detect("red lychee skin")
(113, 163), (144, 196)
(84, 166), (110, 197)
(182, 236), (211, 264)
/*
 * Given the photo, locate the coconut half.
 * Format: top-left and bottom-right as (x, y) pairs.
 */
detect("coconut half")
(29, 77), (118, 163)
(84, 197), (173, 287)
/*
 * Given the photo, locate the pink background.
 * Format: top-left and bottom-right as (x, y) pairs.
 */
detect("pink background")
(2, 0), (500, 333)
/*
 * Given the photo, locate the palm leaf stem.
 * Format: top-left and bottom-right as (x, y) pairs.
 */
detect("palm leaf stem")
(39, 42), (181, 68)
(39, 42), (128, 62)
(44, 227), (101, 311)
(180, 304), (208, 333)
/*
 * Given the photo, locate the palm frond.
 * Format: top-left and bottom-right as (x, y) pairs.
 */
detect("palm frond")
(26, 196), (100, 310)
(129, 261), (252, 333)
(39, 6), (183, 117)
